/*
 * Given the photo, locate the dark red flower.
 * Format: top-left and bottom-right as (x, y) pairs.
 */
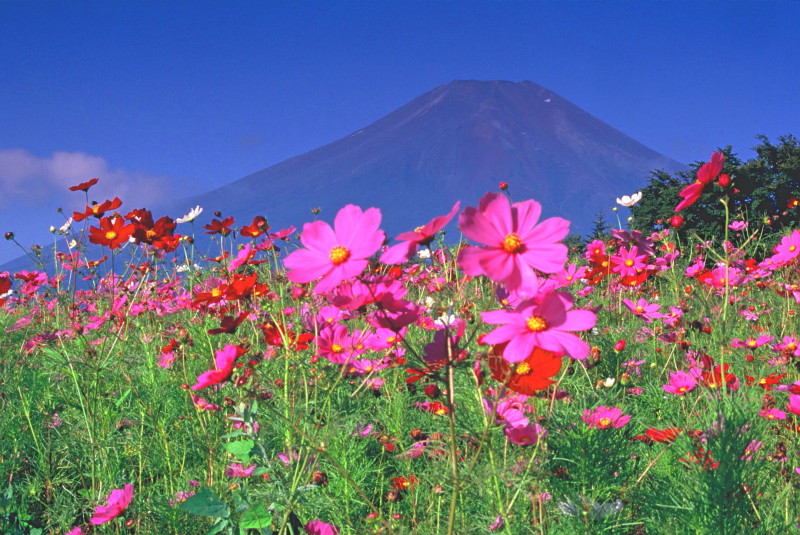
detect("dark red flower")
(203, 217), (235, 236)
(207, 312), (250, 335)
(68, 177), (100, 192)
(73, 197), (123, 222)
(240, 216), (270, 238)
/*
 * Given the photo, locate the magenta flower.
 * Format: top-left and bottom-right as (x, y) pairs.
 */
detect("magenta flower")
(284, 205), (384, 294)
(758, 407), (786, 420)
(90, 483), (133, 525)
(622, 298), (663, 323)
(772, 230), (800, 264)
(582, 406), (630, 429)
(662, 371), (697, 395)
(787, 394), (800, 416)
(305, 519), (340, 535)
(481, 291), (596, 362)
(191, 344), (247, 390)
(458, 192), (569, 293)
(730, 335), (774, 349)
(610, 246), (647, 277)
(380, 201), (460, 264)
(225, 463), (256, 477)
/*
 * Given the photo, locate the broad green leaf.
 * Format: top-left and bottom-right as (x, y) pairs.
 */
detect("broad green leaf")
(178, 487), (230, 518)
(225, 439), (254, 462)
(239, 504), (272, 530)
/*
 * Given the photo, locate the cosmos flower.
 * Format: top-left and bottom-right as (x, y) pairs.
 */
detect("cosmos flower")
(674, 151), (725, 212)
(284, 205), (385, 294)
(90, 483), (134, 525)
(380, 201), (460, 264)
(582, 406), (631, 429)
(616, 191), (642, 207)
(176, 205), (204, 224)
(662, 370), (697, 395)
(458, 192), (569, 294)
(481, 290), (596, 362)
(191, 344), (248, 390)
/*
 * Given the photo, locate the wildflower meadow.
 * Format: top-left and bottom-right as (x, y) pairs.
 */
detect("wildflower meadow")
(2, 150), (800, 534)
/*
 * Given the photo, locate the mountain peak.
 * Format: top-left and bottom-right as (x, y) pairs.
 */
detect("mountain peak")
(174, 80), (682, 249)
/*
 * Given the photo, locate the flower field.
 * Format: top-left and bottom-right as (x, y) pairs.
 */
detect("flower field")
(2, 152), (800, 534)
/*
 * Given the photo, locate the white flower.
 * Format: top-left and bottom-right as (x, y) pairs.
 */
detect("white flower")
(176, 205), (203, 224)
(417, 248), (431, 259)
(434, 314), (458, 328)
(616, 191), (642, 207)
(602, 377), (616, 388)
(58, 218), (73, 234)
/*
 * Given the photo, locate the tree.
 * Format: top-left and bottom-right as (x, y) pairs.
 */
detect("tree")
(631, 135), (800, 251)
(587, 212), (612, 242)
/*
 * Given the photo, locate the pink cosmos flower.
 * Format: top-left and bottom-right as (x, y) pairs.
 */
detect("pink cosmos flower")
(305, 519), (340, 535)
(191, 344), (247, 390)
(65, 527), (85, 535)
(622, 298), (664, 323)
(582, 406), (630, 429)
(481, 290), (596, 362)
(662, 371), (697, 395)
(776, 335), (800, 358)
(380, 201), (460, 264)
(772, 230), (800, 265)
(758, 407), (786, 420)
(787, 394), (800, 415)
(225, 463), (256, 477)
(90, 483), (133, 525)
(284, 205), (384, 294)
(610, 246), (647, 277)
(458, 192), (569, 293)
(730, 335), (774, 349)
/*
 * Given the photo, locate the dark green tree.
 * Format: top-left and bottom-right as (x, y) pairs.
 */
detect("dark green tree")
(631, 135), (800, 252)
(587, 212), (612, 242)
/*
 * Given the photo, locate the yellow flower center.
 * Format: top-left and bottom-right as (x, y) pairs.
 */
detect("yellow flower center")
(329, 246), (351, 265)
(414, 225), (425, 233)
(790, 245), (797, 252)
(526, 315), (547, 332)
(515, 362), (532, 375)
(105, 230), (117, 241)
(211, 288), (222, 298)
(598, 417), (612, 428)
(331, 343), (344, 353)
(501, 233), (523, 253)
(635, 306), (644, 313)
(624, 259), (634, 267)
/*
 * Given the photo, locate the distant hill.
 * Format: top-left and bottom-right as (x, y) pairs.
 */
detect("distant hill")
(1, 80), (684, 273)
(180, 79), (683, 242)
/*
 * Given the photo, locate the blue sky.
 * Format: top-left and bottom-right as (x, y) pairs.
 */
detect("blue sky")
(1, 0), (798, 264)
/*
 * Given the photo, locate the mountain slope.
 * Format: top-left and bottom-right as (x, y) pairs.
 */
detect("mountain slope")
(181, 79), (683, 242)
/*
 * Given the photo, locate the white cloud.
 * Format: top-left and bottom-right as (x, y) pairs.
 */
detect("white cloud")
(0, 148), (171, 210)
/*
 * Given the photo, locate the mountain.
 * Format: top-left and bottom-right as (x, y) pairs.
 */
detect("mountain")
(1, 80), (685, 273)
(180, 79), (683, 243)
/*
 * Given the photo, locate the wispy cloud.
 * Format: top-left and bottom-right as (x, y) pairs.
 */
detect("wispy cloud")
(0, 148), (171, 211)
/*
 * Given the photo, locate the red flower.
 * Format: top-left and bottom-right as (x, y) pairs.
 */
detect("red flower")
(240, 216), (270, 238)
(633, 427), (682, 444)
(488, 343), (563, 395)
(73, 197), (123, 222)
(207, 312), (250, 335)
(674, 151), (724, 212)
(203, 216), (235, 236)
(88, 216), (135, 249)
(68, 177), (99, 192)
